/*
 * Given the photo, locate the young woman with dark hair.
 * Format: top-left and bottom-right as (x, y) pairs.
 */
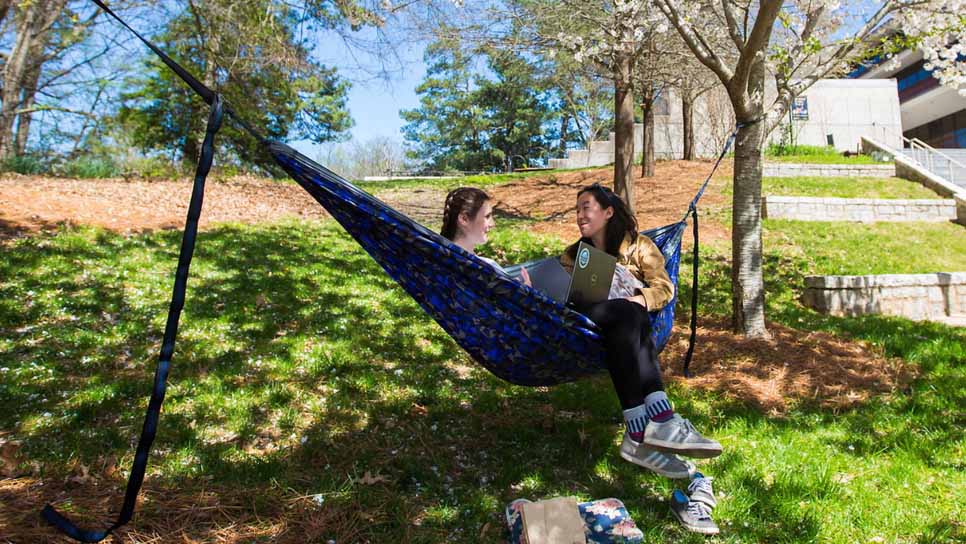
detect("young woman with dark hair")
(560, 183), (721, 479)
(441, 187), (530, 285)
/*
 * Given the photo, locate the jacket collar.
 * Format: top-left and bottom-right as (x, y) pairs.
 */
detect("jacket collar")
(617, 233), (635, 257)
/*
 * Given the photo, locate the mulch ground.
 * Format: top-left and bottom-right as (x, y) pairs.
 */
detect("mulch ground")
(0, 164), (915, 542)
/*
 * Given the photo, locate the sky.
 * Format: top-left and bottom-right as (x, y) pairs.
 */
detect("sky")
(293, 29), (429, 159)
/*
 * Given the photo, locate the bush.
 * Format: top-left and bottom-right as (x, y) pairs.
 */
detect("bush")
(119, 155), (184, 179)
(2, 154), (47, 175)
(56, 156), (121, 178)
(765, 143), (840, 157)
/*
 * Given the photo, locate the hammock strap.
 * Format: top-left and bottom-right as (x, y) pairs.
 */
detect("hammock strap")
(41, 95), (224, 543)
(88, 0), (266, 144)
(682, 204), (699, 377)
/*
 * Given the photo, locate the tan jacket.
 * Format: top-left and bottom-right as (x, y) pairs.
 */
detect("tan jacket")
(559, 234), (674, 311)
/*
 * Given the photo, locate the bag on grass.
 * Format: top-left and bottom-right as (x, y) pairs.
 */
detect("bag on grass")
(505, 497), (644, 544)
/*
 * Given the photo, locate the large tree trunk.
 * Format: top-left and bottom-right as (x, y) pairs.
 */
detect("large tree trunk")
(682, 93), (695, 160)
(640, 89), (655, 178)
(731, 106), (769, 337)
(614, 52), (635, 213)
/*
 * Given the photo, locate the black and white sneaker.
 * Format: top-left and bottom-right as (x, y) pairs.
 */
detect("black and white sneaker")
(670, 489), (720, 535)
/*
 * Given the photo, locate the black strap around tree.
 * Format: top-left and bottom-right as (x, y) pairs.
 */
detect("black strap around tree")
(41, 95), (224, 543)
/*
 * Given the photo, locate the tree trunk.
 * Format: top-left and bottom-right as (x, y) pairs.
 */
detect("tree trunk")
(559, 115), (569, 158)
(613, 52), (635, 213)
(682, 93), (695, 160)
(0, 0), (66, 158)
(14, 64), (41, 155)
(730, 112), (769, 338)
(640, 89), (655, 178)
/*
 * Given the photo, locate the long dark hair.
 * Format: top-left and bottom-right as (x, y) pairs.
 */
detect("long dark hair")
(441, 187), (491, 240)
(571, 183), (638, 257)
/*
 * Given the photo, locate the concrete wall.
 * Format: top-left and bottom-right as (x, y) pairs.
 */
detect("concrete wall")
(763, 196), (957, 222)
(763, 163), (896, 178)
(551, 79), (902, 169)
(768, 79), (904, 152)
(802, 273), (966, 321)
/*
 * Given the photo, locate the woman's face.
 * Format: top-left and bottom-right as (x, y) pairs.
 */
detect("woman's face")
(576, 191), (613, 240)
(460, 200), (495, 246)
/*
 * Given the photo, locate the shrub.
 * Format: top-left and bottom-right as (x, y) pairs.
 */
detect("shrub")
(765, 143), (840, 157)
(56, 156), (121, 178)
(2, 154), (47, 175)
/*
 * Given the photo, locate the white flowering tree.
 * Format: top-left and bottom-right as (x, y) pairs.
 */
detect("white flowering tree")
(651, 0), (966, 337)
(508, 0), (673, 211)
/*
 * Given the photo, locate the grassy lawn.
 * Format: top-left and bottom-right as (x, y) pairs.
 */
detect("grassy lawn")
(356, 166), (599, 192)
(2, 217), (964, 542)
(760, 176), (943, 200)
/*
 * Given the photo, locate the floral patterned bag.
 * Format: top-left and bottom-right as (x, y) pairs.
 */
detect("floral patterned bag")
(505, 497), (644, 543)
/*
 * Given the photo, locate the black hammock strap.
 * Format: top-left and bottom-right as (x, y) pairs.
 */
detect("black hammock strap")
(41, 95), (224, 543)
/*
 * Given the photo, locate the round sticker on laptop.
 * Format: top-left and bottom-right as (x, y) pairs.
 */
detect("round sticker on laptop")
(578, 247), (590, 269)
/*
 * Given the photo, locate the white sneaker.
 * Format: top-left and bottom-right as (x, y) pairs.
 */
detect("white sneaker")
(688, 473), (716, 509)
(670, 489), (720, 535)
(619, 433), (695, 479)
(642, 415), (723, 458)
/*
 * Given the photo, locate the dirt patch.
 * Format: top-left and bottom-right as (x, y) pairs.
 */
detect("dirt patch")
(661, 317), (916, 415)
(488, 160), (733, 244)
(0, 174), (330, 239)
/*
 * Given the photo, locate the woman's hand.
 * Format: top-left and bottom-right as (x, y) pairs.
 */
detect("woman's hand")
(625, 294), (647, 310)
(520, 266), (532, 287)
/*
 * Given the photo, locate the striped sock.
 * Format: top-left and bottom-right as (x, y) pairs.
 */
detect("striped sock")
(623, 404), (649, 442)
(644, 391), (674, 423)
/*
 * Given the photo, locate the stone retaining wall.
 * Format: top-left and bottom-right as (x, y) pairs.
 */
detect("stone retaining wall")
(802, 273), (966, 321)
(763, 162), (896, 178)
(762, 196), (956, 222)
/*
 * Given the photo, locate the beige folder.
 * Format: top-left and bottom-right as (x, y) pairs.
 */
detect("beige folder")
(520, 496), (586, 544)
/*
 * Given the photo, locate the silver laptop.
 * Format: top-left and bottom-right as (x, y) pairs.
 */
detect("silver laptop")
(515, 241), (617, 306)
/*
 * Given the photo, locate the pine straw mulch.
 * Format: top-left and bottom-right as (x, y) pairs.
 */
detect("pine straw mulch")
(0, 174), (329, 239)
(0, 474), (373, 543)
(487, 160), (733, 244)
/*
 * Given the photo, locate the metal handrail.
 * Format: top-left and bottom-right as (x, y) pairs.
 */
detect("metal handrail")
(870, 122), (964, 184)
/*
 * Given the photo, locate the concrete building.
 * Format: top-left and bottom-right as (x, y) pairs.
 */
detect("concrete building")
(852, 48), (966, 149)
(548, 78), (903, 168)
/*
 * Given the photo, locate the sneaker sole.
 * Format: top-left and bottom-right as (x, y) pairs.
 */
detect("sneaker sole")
(670, 508), (720, 535)
(619, 448), (693, 479)
(642, 438), (723, 459)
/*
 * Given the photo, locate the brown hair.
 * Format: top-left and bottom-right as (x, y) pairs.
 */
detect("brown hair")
(569, 183), (638, 257)
(441, 187), (492, 240)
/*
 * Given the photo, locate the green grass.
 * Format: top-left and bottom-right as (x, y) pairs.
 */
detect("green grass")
(765, 144), (884, 165)
(759, 176), (942, 200)
(356, 166), (600, 192)
(2, 217), (964, 542)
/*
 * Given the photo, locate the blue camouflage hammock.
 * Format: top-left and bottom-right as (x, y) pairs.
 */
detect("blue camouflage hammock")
(39, 1), (735, 541)
(270, 142), (696, 386)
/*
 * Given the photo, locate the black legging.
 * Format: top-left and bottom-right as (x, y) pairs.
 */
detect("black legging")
(583, 298), (664, 410)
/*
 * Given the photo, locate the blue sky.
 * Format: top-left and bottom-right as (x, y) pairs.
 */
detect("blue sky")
(293, 29), (428, 157)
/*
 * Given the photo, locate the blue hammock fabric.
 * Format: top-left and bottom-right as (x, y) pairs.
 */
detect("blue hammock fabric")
(270, 143), (687, 386)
